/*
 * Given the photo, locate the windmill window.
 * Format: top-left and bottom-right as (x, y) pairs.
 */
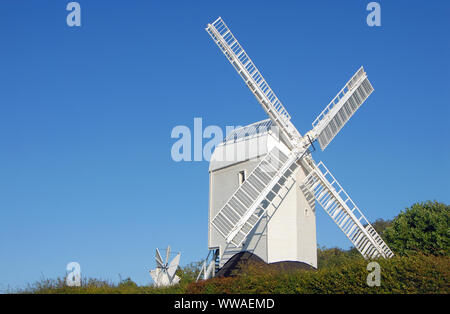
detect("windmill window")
(305, 207), (309, 217)
(238, 170), (246, 185)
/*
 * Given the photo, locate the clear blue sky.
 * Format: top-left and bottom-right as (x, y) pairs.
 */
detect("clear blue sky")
(0, 0), (449, 290)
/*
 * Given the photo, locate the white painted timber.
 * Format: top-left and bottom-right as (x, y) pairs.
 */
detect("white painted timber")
(211, 147), (301, 247)
(310, 67), (374, 150)
(301, 161), (394, 259)
(206, 17), (302, 148)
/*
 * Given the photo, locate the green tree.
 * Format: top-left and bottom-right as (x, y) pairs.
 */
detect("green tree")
(176, 261), (203, 283)
(117, 277), (138, 289)
(317, 246), (361, 269)
(384, 201), (449, 256)
(371, 218), (392, 238)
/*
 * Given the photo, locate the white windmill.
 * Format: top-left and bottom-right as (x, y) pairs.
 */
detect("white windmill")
(200, 17), (394, 279)
(149, 246), (181, 287)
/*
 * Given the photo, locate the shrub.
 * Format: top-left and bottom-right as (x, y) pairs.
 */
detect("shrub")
(317, 246), (361, 269)
(15, 201), (449, 294)
(384, 201), (449, 256)
(186, 255), (449, 294)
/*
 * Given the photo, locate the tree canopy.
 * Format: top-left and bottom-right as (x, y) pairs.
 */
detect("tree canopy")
(384, 201), (449, 256)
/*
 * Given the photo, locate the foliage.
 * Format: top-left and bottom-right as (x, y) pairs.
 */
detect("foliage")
(371, 218), (392, 238)
(316, 218), (392, 268)
(17, 276), (184, 294)
(176, 261), (203, 284)
(18, 262), (203, 294)
(317, 246), (361, 269)
(186, 254), (449, 294)
(384, 201), (449, 256)
(14, 200), (450, 294)
(17, 255), (449, 294)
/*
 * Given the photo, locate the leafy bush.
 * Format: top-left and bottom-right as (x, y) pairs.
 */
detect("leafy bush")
(15, 200), (450, 294)
(176, 261), (203, 284)
(317, 246), (361, 269)
(17, 276), (185, 294)
(384, 201), (449, 256)
(19, 255), (449, 294)
(186, 255), (449, 294)
(371, 218), (392, 237)
(18, 262), (203, 294)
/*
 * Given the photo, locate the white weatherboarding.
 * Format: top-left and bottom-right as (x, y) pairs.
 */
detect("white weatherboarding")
(197, 17), (394, 281)
(150, 246), (181, 287)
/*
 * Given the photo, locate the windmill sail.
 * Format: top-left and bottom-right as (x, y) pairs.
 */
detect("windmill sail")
(310, 67), (374, 150)
(165, 246), (171, 266)
(301, 161), (394, 258)
(155, 248), (164, 268)
(149, 246), (181, 287)
(211, 147), (300, 247)
(167, 252), (180, 279)
(206, 17), (302, 147)
(205, 16), (394, 263)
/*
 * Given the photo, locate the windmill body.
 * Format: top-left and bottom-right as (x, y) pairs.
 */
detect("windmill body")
(209, 120), (317, 268)
(200, 17), (394, 279)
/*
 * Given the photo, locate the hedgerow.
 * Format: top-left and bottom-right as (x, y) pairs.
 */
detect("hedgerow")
(186, 254), (449, 294)
(16, 201), (450, 294)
